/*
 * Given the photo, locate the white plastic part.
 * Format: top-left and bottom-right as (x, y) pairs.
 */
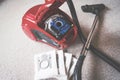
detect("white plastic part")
(34, 50), (58, 80)
(34, 50), (76, 80)
(64, 52), (72, 74)
(57, 50), (67, 75)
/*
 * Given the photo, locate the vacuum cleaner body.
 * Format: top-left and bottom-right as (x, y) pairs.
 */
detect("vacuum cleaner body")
(22, 0), (77, 49)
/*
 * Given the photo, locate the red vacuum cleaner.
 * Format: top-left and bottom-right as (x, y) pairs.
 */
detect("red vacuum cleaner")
(21, 1), (120, 79)
(21, 0), (77, 49)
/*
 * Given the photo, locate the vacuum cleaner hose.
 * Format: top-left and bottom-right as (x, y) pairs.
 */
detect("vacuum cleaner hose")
(66, 0), (120, 80)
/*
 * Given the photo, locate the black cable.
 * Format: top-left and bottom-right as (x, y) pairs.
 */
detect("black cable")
(66, 0), (120, 80)
(66, 0), (85, 43)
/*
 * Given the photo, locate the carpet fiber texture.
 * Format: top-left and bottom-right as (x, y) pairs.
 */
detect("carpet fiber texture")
(0, 0), (120, 80)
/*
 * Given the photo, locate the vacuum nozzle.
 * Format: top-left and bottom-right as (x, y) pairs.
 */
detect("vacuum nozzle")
(81, 4), (105, 15)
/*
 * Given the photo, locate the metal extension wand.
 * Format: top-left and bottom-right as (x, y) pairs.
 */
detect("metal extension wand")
(73, 4), (105, 80)
(80, 15), (98, 56)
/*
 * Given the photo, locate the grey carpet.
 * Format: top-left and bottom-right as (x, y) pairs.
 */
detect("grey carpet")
(0, 0), (120, 80)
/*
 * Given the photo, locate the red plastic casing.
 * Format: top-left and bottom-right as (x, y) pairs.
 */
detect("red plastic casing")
(21, 0), (77, 49)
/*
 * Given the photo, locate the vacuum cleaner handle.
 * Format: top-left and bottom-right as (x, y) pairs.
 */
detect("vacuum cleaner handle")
(35, 0), (66, 20)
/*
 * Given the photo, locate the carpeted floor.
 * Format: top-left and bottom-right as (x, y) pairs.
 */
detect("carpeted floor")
(0, 0), (120, 80)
